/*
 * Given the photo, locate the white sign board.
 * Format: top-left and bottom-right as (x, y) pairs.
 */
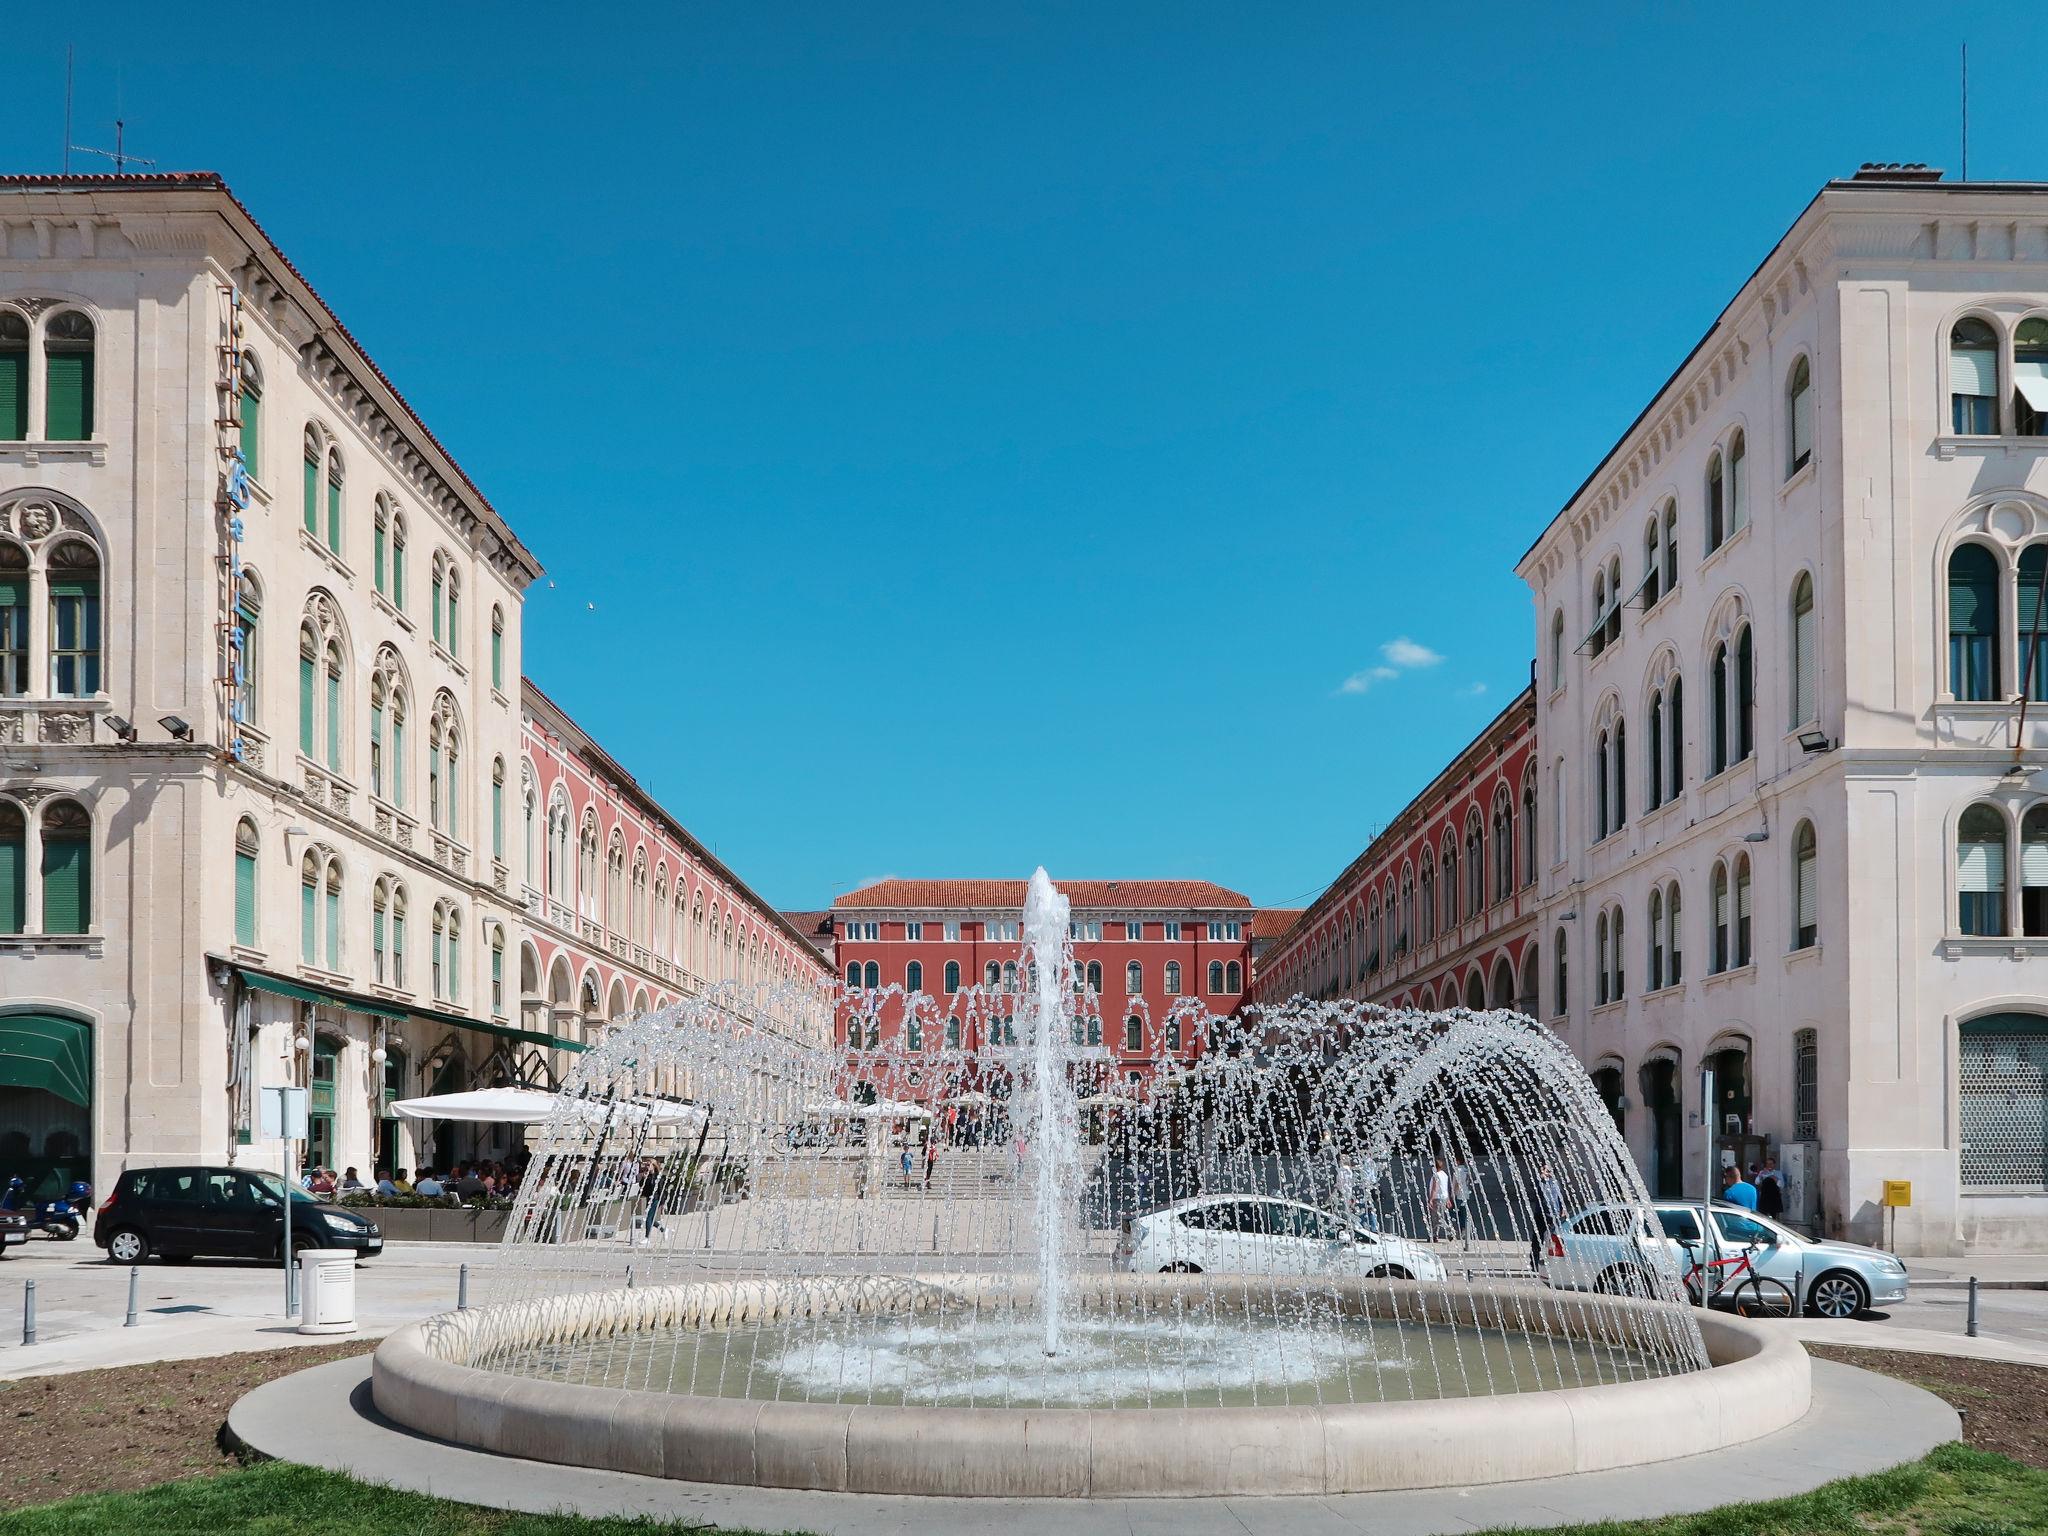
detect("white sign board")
(259, 1084), (309, 1142)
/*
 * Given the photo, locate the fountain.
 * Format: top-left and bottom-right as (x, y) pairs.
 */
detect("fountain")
(372, 871), (1810, 1495)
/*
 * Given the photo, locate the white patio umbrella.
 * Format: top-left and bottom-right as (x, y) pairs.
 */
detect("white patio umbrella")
(391, 1087), (701, 1126)
(800, 1097), (932, 1121)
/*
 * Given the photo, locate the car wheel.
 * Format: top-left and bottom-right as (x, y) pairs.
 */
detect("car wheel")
(1595, 1264), (1652, 1297)
(106, 1228), (150, 1264)
(1807, 1270), (1868, 1319)
(1367, 1264), (1413, 1280)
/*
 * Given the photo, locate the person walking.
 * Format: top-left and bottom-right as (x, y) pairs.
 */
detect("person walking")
(923, 1137), (938, 1192)
(1451, 1158), (1475, 1251)
(1718, 1163), (1759, 1210)
(1428, 1159), (1452, 1242)
(1529, 1163), (1563, 1270)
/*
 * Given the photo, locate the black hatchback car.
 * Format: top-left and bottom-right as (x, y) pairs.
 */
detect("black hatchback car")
(93, 1166), (382, 1264)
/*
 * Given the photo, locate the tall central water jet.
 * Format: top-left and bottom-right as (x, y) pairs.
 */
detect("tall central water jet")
(1021, 866), (1081, 1355)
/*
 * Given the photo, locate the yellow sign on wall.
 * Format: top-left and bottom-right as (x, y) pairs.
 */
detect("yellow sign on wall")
(1882, 1180), (1912, 1208)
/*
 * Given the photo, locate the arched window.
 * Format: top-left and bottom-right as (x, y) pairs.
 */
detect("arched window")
(844, 962), (859, 990)
(1642, 515), (1662, 608)
(1166, 1014), (1183, 1052)
(1728, 430), (1748, 535)
(47, 539), (101, 697)
(864, 960), (880, 990)
(1710, 860), (1731, 973)
(1735, 625), (1755, 761)
(1792, 821), (1818, 950)
(1086, 959), (1103, 993)
(302, 427), (321, 536)
(43, 311), (94, 441)
(1733, 851), (1753, 967)
(373, 498), (391, 596)
(490, 925), (505, 1015)
(605, 833), (624, 925)
(1648, 887), (1664, 990)
(1605, 556), (1623, 648)
(1207, 959), (1225, 994)
(428, 695), (462, 834)
(239, 351), (263, 478)
(1124, 1015), (1143, 1053)
(1787, 360), (1813, 475)
(372, 877), (393, 984)
(1958, 804), (2009, 936)
(432, 553), (448, 647)
(491, 606), (505, 691)
(2022, 544), (2048, 703)
(1419, 857), (1435, 941)
(0, 310), (27, 440)
(40, 799), (91, 935)
(1549, 609), (1565, 689)
(2015, 317), (2048, 436)
(1464, 819), (1483, 914)
(233, 570), (261, 725)
(1125, 960), (1143, 994)
(234, 818), (260, 948)
(1666, 675), (1684, 799)
(1164, 960), (1182, 995)
(1706, 449), (1726, 552)
(984, 960), (1000, 988)
(390, 513), (408, 609)
(431, 904), (448, 999)
(1613, 716), (1627, 826)
(1662, 499), (1679, 591)
(298, 603), (348, 770)
(577, 813), (599, 917)
(1609, 907), (1624, 1000)
(299, 846), (342, 970)
(1665, 880), (1683, 985)
(1646, 691), (1664, 811)
(1709, 641), (1730, 773)
(1465, 971), (1485, 1012)
(0, 800), (22, 934)
(491, 757), (505, 861)
(324, 446), (344, 553)
(1441, 844), (1459, 929)
(906, 959), (923, 993)
(2022, 806), (2048, 936)
(1948, 544), (2001, 701)
(545, 792), (568, 901)
(1589, 568), (1607, 658)
(1492, 796), (1513, 901)
(943, 959), (960, 993)
(1950, 317), (1999, 434)
(1594, 911), (1610, 1005)
(1226, 960), (1241, 992)
(1552, 926), (1567, 1013)
(1789, 572), (1817, 726)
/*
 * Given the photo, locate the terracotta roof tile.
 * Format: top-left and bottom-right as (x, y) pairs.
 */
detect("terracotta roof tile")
(1252, 909), (1305, 940)
(833, 879), (1251, 911)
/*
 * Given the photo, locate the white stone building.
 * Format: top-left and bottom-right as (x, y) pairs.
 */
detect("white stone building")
(0, 173), (558, 1193)
(1519, 164), (2048, 1255)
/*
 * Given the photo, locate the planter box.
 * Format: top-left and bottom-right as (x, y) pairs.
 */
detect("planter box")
(347, 1205), (512, 1243)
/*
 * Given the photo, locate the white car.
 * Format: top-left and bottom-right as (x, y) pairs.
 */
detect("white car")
(1118, 1194), (1448, 1281)
(1540, 1200), (1909, 1318)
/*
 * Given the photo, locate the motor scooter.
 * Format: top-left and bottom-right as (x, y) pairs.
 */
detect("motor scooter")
(0, 1177), (88, 1240)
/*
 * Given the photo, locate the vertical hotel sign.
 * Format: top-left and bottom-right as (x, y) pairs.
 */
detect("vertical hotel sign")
(215, 284), (252, 762)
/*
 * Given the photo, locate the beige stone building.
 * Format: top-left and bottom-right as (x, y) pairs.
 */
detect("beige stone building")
(1519, 165), (2048, 1254)
(0, 173), (557, 1192)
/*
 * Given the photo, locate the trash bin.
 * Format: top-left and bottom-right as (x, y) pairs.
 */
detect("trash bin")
(297, 1248), (358, 1335)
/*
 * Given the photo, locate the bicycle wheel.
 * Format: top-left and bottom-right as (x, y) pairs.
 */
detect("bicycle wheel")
(1731, 1276), (1796, 1320)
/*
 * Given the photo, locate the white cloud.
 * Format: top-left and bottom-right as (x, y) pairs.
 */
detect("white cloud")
(1336, 637), (1445, 696)
(1461, 681), (1489, 697)
(1380, 636), (1444, 670)
(1337, 665), (1400, 695)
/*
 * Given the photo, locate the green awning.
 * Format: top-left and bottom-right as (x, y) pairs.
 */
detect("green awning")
(238, 969), (410, 1022)
(0, 1013), (93, 1109)
(233, 966), (582, 1053)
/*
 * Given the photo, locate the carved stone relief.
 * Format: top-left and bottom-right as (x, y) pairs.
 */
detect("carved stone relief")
(38, 712), (90, 744)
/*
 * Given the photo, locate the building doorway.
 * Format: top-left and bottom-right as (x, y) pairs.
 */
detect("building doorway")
(1644, 1057), (1682, 1198)
(0, 1012), (92, 1198)
(1959, 1013), (2048, 1192)
(307, 1035), (339, 1173)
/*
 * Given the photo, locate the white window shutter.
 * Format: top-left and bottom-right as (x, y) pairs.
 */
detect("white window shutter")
(2020, 832), (2048, 888)
(1958, 840), (2005, 893)
(1794, 606), (1817, 724)
(1797, 852), (1818, 929)
(1951, 348), (1998, 397)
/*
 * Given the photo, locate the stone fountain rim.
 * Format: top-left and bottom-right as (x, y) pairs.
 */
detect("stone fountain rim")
(371, 1274), (1809, 1497)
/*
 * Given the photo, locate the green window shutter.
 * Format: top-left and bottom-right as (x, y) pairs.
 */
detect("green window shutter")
(392, 717), (406, 808)
(45, 352), (92, 440)
(373, 904), (386, 958)
(327, 478), (342, 552)
(2020, 546), (2046, 640)
(239, 389), (260, 477)
(0, 350), (26, 440)
(325, 885), (340, 967)
(492, 780), (504, 858)
(301, 880), (316, 960)
(234, 851), (257, 947)
(325, 671), (341, 769)
(431, 577), (443, 643)
(299, 654), (316, 754)
(0, 825), (23, 934)
(373, 525), (386, 593)
(491, 626), (502, 689)
(303, 455), (319, 534)
(392, 547), (405, 608)
(41, 832), (89, 935)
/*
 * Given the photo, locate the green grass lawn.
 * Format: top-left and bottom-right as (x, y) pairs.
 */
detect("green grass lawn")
(1, 1443), (2043, 1536)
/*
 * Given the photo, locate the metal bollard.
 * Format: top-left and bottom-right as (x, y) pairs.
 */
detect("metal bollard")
(1967, 1275), (1980, 1337)
(458, 1262), (470, 1311)
(22, 1279), (36, 1345)
(125, 1266), (139, 1328)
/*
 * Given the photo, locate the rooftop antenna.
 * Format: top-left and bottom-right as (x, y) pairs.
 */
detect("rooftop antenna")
(68, 61), (155, 175)
(1960, 42), (1969, 182)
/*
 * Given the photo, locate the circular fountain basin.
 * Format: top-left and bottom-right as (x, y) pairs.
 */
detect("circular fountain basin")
(372, 1275), (1810, 1497)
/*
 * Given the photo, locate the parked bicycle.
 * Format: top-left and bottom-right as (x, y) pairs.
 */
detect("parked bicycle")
(1677, 1238), (1797, 1318)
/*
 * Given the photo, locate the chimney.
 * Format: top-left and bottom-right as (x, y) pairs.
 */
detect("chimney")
(1850, 163), (1945, 183)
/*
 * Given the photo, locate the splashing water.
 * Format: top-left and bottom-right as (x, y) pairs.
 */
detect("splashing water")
(1022, 867), (1080, 1355)
(470, 872), (1710, 1410)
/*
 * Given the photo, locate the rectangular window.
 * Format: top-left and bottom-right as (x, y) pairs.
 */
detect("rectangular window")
(432, 575), (444, 644)
(943, 920), (960, 942)
(301, 880), (316, 962)
(303, 453), (319, 535)
(1164, 921), (1181, 941)
(1125, 921), (1142, 941)
(235, 850), (257, 947)
(373, 522), (387, 594)
(492, 945), (503, 1014)
(905, 922), (923, 941)
(324, 884), (340, 968)
(41, 830), (89, 935)
(326, 474), (342, 553)
(491, 623), (503, 690)
(49, 579), (101, 697)
(373, 904), (387, 984)
(0, 575), (26, 696)
(1207, 921), (1224, 941)
(0, 342), (25, 440)
(324, 668), (341, 769)
(239, 383), (261, 478)
(492, 779), (504, 860)
(45, 348), (93, 441)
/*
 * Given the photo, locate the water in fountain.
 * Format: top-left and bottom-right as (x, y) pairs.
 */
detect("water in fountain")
(471, 873), (1708, 1410)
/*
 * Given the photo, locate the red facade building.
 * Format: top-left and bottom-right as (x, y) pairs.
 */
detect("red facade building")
(1249, 687), (1541, 1016)
(830, 879), (1253, 1101)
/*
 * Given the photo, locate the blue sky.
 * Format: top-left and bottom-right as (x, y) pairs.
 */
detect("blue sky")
(9, 5), (2034, 909)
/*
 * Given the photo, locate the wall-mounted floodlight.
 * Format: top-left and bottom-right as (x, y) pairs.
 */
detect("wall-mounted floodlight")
(1796, 729), (1833, 754)
(159, 715), (194, 741)
(104, 715), (138, 742)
